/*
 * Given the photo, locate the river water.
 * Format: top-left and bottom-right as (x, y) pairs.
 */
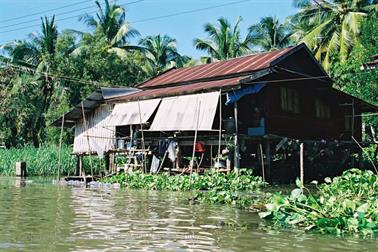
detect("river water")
(0, 177), (377, 251)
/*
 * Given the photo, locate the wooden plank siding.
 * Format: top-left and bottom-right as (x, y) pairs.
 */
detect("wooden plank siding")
(261, 84), (362, 141)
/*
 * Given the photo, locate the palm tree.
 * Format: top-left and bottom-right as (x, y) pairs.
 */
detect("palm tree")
(248, 16), (293, 51)
(194, 17), (253, 62)
(80, 0), (139, 55)
(291, 0), (378, 70)
(2, 16), (58, 146)
(139, 34), (188, 74)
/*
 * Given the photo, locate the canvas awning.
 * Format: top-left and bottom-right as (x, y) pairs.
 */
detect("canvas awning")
(107, 98), (161, 126)
(149, 92), (220, 131)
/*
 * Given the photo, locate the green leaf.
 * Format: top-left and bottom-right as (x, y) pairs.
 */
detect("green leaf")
(291, 188), (302, 199)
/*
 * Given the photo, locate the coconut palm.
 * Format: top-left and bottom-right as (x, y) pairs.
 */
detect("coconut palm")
(139, 34), (190, 74)
(292, 0), (378, 70)
(2, 16), (58, 145)
(194, 17), (253, 62)
(248, 16), (293, 51)
(80, 0), (139, 55)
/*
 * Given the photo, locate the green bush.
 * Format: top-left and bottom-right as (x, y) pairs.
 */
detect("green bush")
(259, 169), (378, 237)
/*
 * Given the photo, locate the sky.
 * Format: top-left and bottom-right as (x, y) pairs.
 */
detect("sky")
(0, 0), (297, 58)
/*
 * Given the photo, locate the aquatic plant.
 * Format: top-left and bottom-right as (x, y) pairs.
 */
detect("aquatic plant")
(102, 169), (266, 207)
(259, 169), (378, 237)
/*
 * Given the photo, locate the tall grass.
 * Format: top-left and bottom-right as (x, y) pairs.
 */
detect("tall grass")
(0, 145), (76, 176)
(0, 145), (114, 176)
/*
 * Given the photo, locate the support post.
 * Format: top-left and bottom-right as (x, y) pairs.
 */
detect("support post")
(57, 113), (65, 181)
(233, 101), (240, 174)
(265, 139), (271, 180)
(217, 90), (222, 163)
(109, 153), (115, 174)
(75, 155), (81, 176)
(259, 144), (265, 182)
(300, 142), (304, 185)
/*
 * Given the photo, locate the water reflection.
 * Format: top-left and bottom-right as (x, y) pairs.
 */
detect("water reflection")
(14, 177), (26, 188)
(0, 177), (377, 251)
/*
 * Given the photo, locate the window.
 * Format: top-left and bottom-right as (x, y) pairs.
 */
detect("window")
(315, 98), (331, 119)
(280, 87), (299, 113)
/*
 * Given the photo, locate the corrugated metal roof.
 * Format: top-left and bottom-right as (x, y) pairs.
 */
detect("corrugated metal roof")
(138, 47), (292, 88)
(110, 76), (244, 103)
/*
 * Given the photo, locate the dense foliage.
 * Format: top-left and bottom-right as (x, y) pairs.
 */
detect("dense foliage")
(331, 17), (378, 141)
(291, 0), (377, 70)
(259, 169), (378, 237)
(102, 169), (266, 207)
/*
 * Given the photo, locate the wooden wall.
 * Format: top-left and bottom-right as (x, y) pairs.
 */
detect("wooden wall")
(73, 104), (115, 154)
(236, 82), (362, 141)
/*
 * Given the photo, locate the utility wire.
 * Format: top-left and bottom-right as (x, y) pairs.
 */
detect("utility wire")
(129, 0), (252, 24)
(0, 0), (91, 24)
(4, 62), (102, 87)
(0, 4), (99, 30)
(0, 0), (145, 34)
(0, 0), (249, 36)
(2, 57), (377, 89)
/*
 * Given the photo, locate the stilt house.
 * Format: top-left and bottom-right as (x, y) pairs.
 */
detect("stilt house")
(53, 44), (378, 181)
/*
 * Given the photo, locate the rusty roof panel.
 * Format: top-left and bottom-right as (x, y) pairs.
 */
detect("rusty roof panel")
(112, 77), (244, 102)
(139, 47), (292, 88)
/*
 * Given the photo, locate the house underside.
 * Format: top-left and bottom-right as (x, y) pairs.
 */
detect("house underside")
(52, 44), (378, 182)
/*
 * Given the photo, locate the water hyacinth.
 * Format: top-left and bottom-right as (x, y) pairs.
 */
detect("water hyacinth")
(102, 169), (267, 207)
(259, 169), (378, 237)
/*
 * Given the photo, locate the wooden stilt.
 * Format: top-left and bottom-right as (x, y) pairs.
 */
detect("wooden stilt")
(226, 158), (231, 175)
(300, 142), (304, 185)
(81, 102), (92, 181)
(137, 99), (146, 173)
(190, 100), (201, 174)
(210, 144), (213, 168)
(265, 140), (271, 180)
(76, 155), (81, 176)
(217, 90), (222, 163)
(233, 101), (239, 174)
(57, 113), (65, 182)
(259, 143), (265, 182)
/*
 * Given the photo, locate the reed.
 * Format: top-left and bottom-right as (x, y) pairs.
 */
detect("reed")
(0, 145), (74, 176)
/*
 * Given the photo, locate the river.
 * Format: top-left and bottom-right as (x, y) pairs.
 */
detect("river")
(0, 177), (377, 251)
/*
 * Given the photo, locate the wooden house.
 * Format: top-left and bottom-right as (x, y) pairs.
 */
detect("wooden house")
(53, 44), (378, 181)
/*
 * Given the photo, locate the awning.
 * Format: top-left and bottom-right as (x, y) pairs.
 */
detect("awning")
(149, 92), (220, 131)
(107, 98), (161, 126)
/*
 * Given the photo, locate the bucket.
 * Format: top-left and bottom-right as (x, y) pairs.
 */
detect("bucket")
(117, 139), (125, 149)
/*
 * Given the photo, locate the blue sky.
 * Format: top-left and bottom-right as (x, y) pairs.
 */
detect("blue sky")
(0, 0), (297, 58)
